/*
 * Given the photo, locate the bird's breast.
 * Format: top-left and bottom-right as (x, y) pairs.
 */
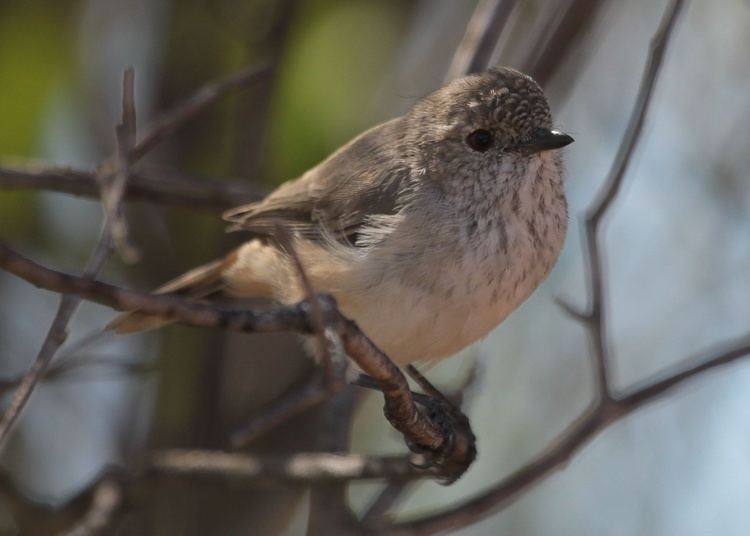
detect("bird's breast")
(339, 197), (565, 362)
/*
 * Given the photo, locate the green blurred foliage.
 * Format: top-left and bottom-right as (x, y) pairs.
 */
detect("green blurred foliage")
(0, 3), (74, 156)
(0, 1), (76, 238)
(266, 0), (405, 182)
(156, 0), (265, 178)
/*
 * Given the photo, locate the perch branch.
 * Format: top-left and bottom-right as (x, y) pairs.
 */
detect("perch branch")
(0, 242), (475, 480)
(362, 358), (484, 523)
(0, 164), (261, 208)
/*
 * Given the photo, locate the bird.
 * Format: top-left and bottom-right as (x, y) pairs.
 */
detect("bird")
(110, 67), (573, 365)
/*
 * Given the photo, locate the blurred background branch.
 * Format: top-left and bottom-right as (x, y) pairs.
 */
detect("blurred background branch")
(445, 0), (517, 81)
(0, 164), (262, 208)
(0, 68), (138, 451)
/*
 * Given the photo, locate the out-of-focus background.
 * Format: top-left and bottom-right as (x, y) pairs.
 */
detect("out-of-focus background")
(0, 0), (749, 534)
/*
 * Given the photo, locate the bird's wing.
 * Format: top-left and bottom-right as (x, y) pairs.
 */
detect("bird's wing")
(223, 118), (410, 243)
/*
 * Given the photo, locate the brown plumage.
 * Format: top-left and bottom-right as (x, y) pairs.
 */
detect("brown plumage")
(109, 68), (573, 364)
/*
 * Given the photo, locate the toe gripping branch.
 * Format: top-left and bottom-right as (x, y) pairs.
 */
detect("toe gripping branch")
(401, 365), (477, 484)
(356, 365), (477, 484)
(303, 294), (478, 482)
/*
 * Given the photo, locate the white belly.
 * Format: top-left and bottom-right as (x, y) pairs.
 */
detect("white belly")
(336, 217), (564, 364)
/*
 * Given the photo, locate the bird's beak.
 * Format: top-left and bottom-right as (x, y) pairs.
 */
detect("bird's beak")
(514, 128), (574, 154)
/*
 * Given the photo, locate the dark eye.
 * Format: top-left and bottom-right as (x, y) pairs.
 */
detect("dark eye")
(466, 129), (494, 152)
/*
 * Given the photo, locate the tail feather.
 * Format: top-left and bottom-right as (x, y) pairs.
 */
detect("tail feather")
(107, 259), (225, 334)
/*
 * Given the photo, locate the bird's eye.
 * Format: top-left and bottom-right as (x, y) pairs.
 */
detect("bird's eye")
(466, 129), (494, 152)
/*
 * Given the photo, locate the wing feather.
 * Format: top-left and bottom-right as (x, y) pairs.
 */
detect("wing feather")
(224, 118), (409, 243)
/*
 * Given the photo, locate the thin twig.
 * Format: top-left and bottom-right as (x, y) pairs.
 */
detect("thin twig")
(578, 0), (686, 401)
(361, 480), (412, 526)
(522, 0), (606, 86)
(386, 336), (750, 534)
(0, 69), (140, 450)
(0, 295), (81, 448)
(100, 67), (139, 262)
(273, 224), (334, 374)
(445, 0), (517, 81)
(129, 63), (271, 162)
(230, 374), (332, 448)
(0, 163), (262, 208)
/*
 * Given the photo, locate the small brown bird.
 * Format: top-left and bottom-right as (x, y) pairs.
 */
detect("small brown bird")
(111, 67), (573, 364)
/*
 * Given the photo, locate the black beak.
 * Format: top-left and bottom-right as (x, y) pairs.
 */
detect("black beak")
(515, 128), (574, 154)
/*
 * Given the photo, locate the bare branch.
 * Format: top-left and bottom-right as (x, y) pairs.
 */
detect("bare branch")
(0, 63), (270, 209)
(0, 295), (81, 448)
(616, 337), (750, 411)
(522, 0), (606, 86)
(361, 360), (484, 523)
(335, 321), (449, 455)
(62, 477), (124, 536)
(0, 242), (474, 480)
(0, 243), (307, 331)
(100, 67), (138, 262)
(361, 480), (412, 526)
(446, 0), (517, 81)
(577, 0), (686, 400)
(150, 449), (422, 482)
(385, 335), (750, 534)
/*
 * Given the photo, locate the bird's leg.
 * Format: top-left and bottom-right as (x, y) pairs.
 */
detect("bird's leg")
(351, 367), (477, 483)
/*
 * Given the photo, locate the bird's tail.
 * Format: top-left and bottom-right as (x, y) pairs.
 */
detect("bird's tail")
(106, 258), (226, 334)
